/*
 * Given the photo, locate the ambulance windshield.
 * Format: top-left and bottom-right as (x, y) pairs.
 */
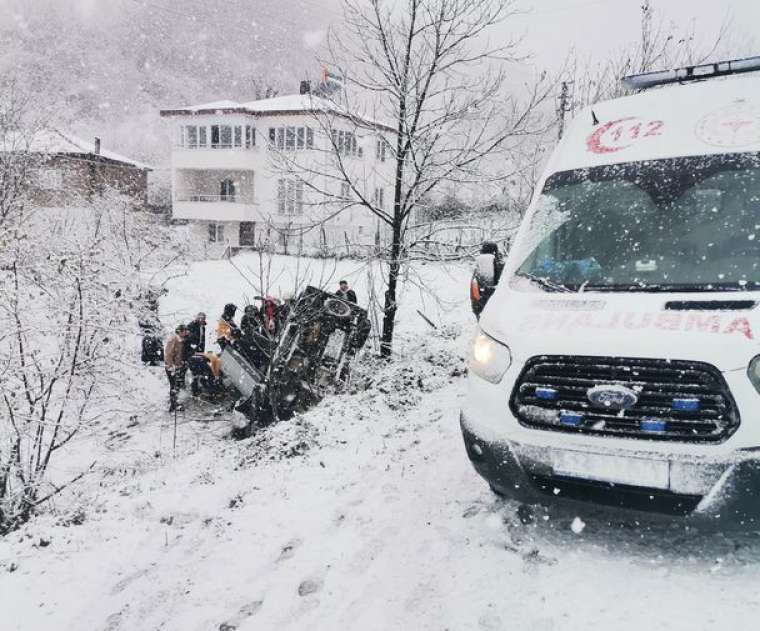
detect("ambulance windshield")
(513, 152), (760, 292)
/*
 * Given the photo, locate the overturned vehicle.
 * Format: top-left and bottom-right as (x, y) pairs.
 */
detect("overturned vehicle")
(217, 286), (371, 436)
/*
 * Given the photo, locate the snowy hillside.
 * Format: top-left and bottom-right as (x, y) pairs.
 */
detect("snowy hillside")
(2, 254), (759, 631)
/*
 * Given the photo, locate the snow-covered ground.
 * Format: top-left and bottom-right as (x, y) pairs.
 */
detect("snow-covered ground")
(2, 253), (760, 631)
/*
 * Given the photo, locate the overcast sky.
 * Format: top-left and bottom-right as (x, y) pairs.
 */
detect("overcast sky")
(507, 0), (758, 70)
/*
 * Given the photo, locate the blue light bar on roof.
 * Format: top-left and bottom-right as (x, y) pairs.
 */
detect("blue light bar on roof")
(622, 55), (760, 91)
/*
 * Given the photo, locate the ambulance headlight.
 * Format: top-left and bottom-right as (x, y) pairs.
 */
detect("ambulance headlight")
(748, 355), (760, 394)
(469, 331), (512, 384)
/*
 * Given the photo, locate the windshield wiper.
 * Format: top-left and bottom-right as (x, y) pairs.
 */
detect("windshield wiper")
(514, 271), (573, 293)
(578, 282), (760, 293)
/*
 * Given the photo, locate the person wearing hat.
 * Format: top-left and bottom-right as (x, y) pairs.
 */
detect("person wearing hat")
(335, 280), (357, 304)
(186, 312), (207, 356)
(216, 303), (241, 349)
(165, 324), (190, 412)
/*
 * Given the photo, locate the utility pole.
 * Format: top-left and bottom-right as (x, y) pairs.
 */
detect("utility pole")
(557, 81), (573, 140)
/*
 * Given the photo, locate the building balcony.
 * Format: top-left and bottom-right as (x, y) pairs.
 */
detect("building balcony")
(172, 148), (260, 170)
(173, 166), (259, 222)
(172, 196), (259, 222)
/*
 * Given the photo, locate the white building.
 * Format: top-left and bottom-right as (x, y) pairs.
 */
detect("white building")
(160, 93), (395, 252)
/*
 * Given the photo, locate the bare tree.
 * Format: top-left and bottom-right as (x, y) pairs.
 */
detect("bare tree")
(562, 0), (730, 116)
(273, 0), (550, 356)
(0, 78), (44, 244)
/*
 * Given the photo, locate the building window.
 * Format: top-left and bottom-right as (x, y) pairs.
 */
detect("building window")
(38, 168), (63, 190)
(376, 138), (388, 162)
(186, 126), (198, 148)
(208, 223), (225, 243)
(182, 124), (254, 149)
(286, 127), (296, 150)
(211, 125), (234, 148)
(277, 179), (304, 215)
(220, 179), (236, 201)
(268, 126), (314, 151)
(220, 125), (232, 148)
(332, 129), (360, 157)
(374, 187), (385, 210)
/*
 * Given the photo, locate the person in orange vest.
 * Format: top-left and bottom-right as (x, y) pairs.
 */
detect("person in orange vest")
(216, 303), (241, 349)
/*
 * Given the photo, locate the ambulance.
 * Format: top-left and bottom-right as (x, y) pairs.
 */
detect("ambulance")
(461, 57), (760, 523)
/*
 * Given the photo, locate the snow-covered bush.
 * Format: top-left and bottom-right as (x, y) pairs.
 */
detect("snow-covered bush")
(0, 191), (187, 534)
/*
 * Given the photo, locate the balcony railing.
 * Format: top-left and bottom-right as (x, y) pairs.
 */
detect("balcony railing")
(175, 144), (255, 150)
(175, 194), (254, 203)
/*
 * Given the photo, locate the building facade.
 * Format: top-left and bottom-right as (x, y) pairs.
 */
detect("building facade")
(8, 131), (151, 208)
(160, 94), (395, 252)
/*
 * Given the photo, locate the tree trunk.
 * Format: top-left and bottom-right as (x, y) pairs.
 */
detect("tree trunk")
(380, 221), (402, 357)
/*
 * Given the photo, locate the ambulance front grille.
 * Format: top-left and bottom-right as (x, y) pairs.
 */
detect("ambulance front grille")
(510, 355), (739, 443)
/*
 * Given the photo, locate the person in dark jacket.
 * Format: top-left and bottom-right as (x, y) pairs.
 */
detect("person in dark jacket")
(240, 304), (262, 337)
(336, 280), (357, 304)
(239, 304), (271, 368)
(185, 312), (207, 356)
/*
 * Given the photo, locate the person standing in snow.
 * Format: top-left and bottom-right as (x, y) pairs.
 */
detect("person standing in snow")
(471, 241), (504, 319)
(185, 312), (207, 355)
(165, 324), (190, 412)
(240, 304), (262, 337)
(216, 303), (241, 349)
(335, 280), (357, 304)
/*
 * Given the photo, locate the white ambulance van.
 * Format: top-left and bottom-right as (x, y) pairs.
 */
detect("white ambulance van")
(461, 58), (760, 523)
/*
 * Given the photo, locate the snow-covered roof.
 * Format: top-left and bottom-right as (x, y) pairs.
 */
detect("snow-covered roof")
(172, 99), (242, 112)
(2, 129), (152, 170)
(160, 93), (394, 132)
(240, 94), (334, 112)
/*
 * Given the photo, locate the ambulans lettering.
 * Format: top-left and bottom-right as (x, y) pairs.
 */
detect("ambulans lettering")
(684, 313), (721, 333)
(586, 117), (665, 154)
(724, 317), (754, 340)
(654, 312), (681, 331)
(519, 311), (754, 340)
(622, 312), (652, 330)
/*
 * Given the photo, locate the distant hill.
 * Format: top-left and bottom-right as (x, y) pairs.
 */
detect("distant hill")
(0, 0), (339, 169)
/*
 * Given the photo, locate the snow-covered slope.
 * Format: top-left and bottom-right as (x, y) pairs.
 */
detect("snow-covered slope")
(2, 255), (759, 631)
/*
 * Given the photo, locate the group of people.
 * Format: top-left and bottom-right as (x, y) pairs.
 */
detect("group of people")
(162, 280), (359, 412)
